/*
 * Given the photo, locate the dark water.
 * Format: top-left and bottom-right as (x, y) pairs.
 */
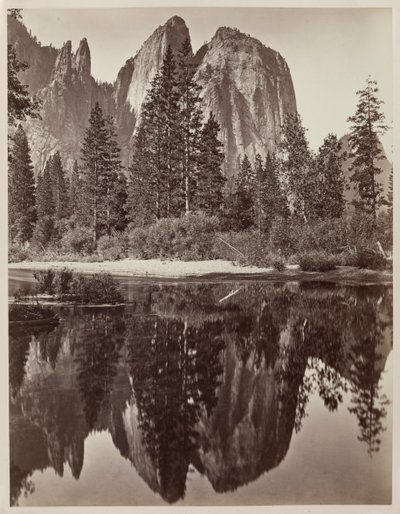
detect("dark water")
(9, 271), (393, 506)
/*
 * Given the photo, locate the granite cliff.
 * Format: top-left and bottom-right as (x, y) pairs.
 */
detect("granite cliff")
(8, 14), (297, 178)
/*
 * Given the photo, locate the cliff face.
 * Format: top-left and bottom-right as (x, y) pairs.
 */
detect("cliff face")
(8, 15), (297, 178)
(114, 15), (191, 165)
(194, 27), (297, 177)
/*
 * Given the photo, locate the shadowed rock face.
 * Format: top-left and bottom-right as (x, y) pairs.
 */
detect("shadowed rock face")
(8, 15), (297, 179)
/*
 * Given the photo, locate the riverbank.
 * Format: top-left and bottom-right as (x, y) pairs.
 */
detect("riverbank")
(8, 258), (392, 284)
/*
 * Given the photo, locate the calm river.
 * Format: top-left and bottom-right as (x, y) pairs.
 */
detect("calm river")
(9, 270), (393, 506)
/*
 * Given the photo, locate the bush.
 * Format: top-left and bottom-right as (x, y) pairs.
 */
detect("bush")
(294, 218), (347, 254)
(213, 230), (280, 268)
(60, 226), (94, 255)
(128, 213), (221, 260)
(9, 303), (55, 322)
(33, 270), (56, 294)
(354, 246), (387, 270)
(272, 256), (286, 271)
(8, 243), (31, 263)
(54, 268), (74, 296)
(299, 251), (337, 272)
(32, 269), (124, 303)
(69, 273), (123, 304)
(97, 232), (128, 261)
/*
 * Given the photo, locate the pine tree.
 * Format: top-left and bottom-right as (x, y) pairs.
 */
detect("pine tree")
(313, 134), (346, 219)
(387, 167), (393, 218)
(195, 113), (225, 216)
(177, 38), (203, 214)
(279, 113), (313, 222)
(8, 125), (36, 243)
(232, 154), (255, 229)
(33, 158), (55, 247)
(347, 77), (388, 220)
(50, 151), (69, 221)
(69, 160), (81, 219)
(158, 45), (181, 216)
(8, 45), (40, 127)
(110, 172), (128, 232)
(253, 153), (265, 236)
(126, 123), (158, 226)
(103, 116), (122, 236)
(80, 102), (108, 246)
(262, 152), (289, 234)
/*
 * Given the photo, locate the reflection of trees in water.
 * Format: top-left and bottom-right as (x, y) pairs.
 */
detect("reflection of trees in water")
(75, 310), (125, 431)
(10, 464), (35, 507)
(9, 284), (392, 505)
(347, 289), (392, 455)
(126, 311), (225, 503)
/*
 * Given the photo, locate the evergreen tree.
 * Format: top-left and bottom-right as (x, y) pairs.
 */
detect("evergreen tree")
(103, 116), (123, 236)
(8, 125), (36, 243)
(262, 152), (289, 234)
(387, 167), (393, 218)
(232, 154), (255, 229)
(8, 45), (40, 127)
(33, 158), (55, 247)
(195, 112), (226, 215)
(50, 151), (69, 221)
(347, 77), (388, 220)
(279, 113), (313, 222)
(69, 160), (82, 219)
(110, 172), (128, 232)
(159, 45), (181, 216)
(80, 102), (108, 246)
(177, 38), (203, 214)
(253, 153), (265, 236)
(126, 123), (157, 226)
(313, 134), (346, 219)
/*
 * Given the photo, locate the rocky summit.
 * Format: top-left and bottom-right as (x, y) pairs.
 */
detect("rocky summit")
(8, 14), (297, 178)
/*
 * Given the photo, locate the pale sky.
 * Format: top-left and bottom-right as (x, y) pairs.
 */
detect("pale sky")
(20, 7), (393, 155)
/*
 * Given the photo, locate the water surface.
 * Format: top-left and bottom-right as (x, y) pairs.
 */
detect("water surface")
(9, 271), (393, 506)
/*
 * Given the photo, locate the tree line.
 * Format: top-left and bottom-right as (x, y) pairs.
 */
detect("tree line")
(8, 7), (392, 256)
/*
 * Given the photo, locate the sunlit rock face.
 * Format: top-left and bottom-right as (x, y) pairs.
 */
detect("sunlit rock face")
(114, 15), (192, 167)
(9, 15), (297, 179)
(194, 27), (297, 177)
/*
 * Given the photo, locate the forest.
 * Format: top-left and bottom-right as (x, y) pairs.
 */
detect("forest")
(8, 9), (393, 272)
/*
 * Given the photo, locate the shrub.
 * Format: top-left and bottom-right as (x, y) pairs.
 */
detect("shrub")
(128, 213), (221, 260)
(272, 256), (286, 271)
(8, 243), (30, 263)
(294, 218), (347, 254)
(54, 268), (74, 296)
(269, 217), (298, 256)
(213, 230), (279, 268)
(60, 226), (94, 255)
(33, 270), (56, 294)
(9, 303), (55, 322)
(354, 246), (387, 270)
(69, 273), (123, 304)
(97, 232), (128, 261)
(299, 251), (337, 272)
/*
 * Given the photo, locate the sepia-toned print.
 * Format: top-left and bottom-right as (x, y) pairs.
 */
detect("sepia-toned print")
(7, 6), (393, 508)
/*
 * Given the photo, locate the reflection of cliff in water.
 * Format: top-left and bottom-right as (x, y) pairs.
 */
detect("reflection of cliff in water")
(9, 283), (392, 505)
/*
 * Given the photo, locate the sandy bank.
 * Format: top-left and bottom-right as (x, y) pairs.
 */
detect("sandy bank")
(8, 258), (275, 277)
(8, 258), (392, 284)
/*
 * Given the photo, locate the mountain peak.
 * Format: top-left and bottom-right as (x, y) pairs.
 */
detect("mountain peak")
(165, 15), (186, 27)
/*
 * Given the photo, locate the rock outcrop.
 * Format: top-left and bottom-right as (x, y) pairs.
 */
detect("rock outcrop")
(8, 14), (297, 178)
(194, 27), (297, 177)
